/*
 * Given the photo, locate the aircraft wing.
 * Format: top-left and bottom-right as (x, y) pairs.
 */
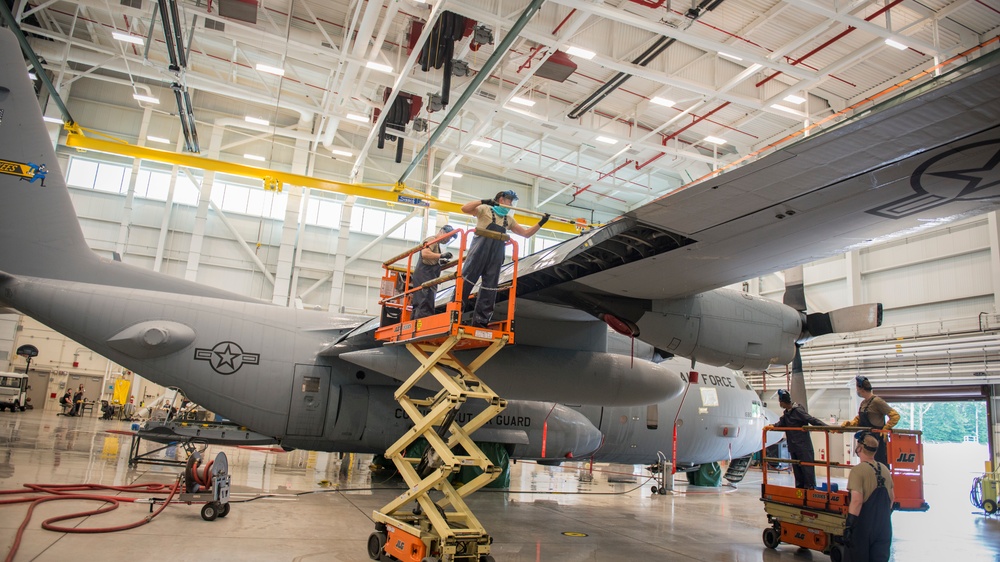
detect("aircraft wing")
(503, 51), (1000, 304)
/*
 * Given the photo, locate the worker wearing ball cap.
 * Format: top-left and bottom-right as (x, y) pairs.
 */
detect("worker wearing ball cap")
(459, 190), (548, 327)
(774, 388), (827, 489)
(844, 430), (895, 562)
(841, 376), (900, 465)
(411, 225), (458, 319)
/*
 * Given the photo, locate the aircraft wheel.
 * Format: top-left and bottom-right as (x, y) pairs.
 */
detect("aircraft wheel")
(984, 499), (998, 515)
(762, 527), (780, 549)
(219, 503), (231, 518)
(829, 543), (846, 562)
(201, 503), (219, 521)
(367, 531), (387, 560)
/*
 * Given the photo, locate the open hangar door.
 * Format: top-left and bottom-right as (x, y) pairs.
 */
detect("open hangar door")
(876, 385), (993, 464)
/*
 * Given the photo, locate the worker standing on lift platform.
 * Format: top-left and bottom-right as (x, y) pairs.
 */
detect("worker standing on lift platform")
(459, 190), (547, 327)
(411, 224), (457, 319)
(841, 376), (900, 465)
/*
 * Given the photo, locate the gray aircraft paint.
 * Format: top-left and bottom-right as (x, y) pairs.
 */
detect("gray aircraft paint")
(3, 28), (996, 467)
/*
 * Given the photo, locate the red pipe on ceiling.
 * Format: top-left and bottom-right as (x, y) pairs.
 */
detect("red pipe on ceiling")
(635, 101), (730, 171)
(756, 0), (905, 88)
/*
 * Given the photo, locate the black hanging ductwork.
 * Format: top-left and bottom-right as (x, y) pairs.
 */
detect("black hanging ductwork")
(375, 88), (423, 163)
(412, 11), (476, 108)
(567, 0), (726, 119)
(154, 0), (200, 152)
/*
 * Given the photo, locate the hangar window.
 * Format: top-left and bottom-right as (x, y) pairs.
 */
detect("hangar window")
(211, 180), (286, 219)
(304, 197), (342, 228)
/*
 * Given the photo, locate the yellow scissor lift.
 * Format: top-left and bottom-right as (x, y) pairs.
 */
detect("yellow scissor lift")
(368, 227), (519, 562)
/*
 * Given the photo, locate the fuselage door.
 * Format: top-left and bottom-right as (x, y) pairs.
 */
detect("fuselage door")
(286, 364), (331, 437)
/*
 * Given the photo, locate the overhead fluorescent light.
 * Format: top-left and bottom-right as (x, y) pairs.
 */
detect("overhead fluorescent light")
(244, 154), (266, 162)
(365, 61), (394, 73)
(133, 94), (159, 104)
(470, 140), (492, 148)
(443, 171), (463, 178)
(884, 38), (907, 50)
(42, 116), (62, 124)
(566, 46), (596, 60)
(650, 96), (676, 108)
(112, 31), (144, 45)
(509, 96), (535, 107)
(28, 71), (37, 80)
(255, 63), (285, 76)
(718, 52), (743, 61)
(595, 136), (618, 145)
(346, 113), (369, 123)
(330, 148), (353, 157)
(770, 104), (800, 115)
(704, 136), (726, 145)
(146, 135), (171, 144)
(245, 116), (270, 126)
(783, 94), (806, 105)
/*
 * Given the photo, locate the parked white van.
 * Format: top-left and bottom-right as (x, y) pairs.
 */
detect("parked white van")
(0, 372), (29, 412)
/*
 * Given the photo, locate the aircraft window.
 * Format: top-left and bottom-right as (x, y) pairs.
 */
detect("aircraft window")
(699, 387), (719, 407)
(301, 376), (321, 393)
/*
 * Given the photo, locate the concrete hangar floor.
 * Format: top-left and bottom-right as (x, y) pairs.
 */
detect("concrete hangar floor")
(1, 410), (997, 562)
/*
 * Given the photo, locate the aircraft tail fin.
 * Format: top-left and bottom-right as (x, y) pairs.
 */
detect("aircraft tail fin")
(0, 27), (255, 302)
(0, 28), (96, 279)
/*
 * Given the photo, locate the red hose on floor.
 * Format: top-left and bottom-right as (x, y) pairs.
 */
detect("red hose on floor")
(1, 478), (181, 562)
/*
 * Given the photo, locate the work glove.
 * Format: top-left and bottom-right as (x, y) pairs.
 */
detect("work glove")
(439, 252), (453, 261)
(481, 198), (497, 206)
(842, 513), (858, 546)
(840, 420), (853, 428)
(538, 213), (550, 227)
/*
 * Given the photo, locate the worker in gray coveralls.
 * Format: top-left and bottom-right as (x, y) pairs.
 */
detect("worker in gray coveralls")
(411, 224), (457, 319)
(459, 190), (547, 327)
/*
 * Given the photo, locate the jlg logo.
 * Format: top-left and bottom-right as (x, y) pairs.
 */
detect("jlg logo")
(896, 452), (916, 463)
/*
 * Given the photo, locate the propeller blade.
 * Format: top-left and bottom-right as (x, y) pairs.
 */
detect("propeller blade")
(805, 303), (883, 338)
(789, 344), (810, 413)
(782, 266), (806, 312)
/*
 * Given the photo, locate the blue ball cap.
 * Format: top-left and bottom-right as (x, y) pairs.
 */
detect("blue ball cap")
(777, 389), (791, 403)
(495, 189), (519, 202)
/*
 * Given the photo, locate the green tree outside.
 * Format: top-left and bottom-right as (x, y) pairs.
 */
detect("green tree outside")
(889, 401), (988, 443)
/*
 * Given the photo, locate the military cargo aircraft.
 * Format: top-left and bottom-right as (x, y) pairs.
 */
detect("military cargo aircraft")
(2, 26), (1000, 475)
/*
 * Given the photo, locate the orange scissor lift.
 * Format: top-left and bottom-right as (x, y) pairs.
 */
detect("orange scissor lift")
(760, 426), (929, 561)
(367, 227), (519, 562)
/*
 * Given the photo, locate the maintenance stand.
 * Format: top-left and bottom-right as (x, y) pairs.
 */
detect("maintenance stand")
(369, 227), (518, 562)
(760, 426), (928, 561)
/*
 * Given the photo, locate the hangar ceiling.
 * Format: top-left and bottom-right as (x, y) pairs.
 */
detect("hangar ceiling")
(11, 0), (1000, 218)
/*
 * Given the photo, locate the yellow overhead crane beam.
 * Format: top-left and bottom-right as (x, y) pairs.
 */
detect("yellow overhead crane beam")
(63, 126), (585, 235)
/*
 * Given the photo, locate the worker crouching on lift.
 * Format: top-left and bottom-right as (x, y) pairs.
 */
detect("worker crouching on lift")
(412, 224), (458, 319)
(459, 190), (548, 327)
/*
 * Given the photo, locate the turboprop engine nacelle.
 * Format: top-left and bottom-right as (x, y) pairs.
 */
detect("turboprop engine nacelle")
(636, 288), (802, 370)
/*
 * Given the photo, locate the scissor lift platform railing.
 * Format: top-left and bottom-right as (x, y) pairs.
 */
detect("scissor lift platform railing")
(759, 426), (927, 561)
(368, 228), (516, 562)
